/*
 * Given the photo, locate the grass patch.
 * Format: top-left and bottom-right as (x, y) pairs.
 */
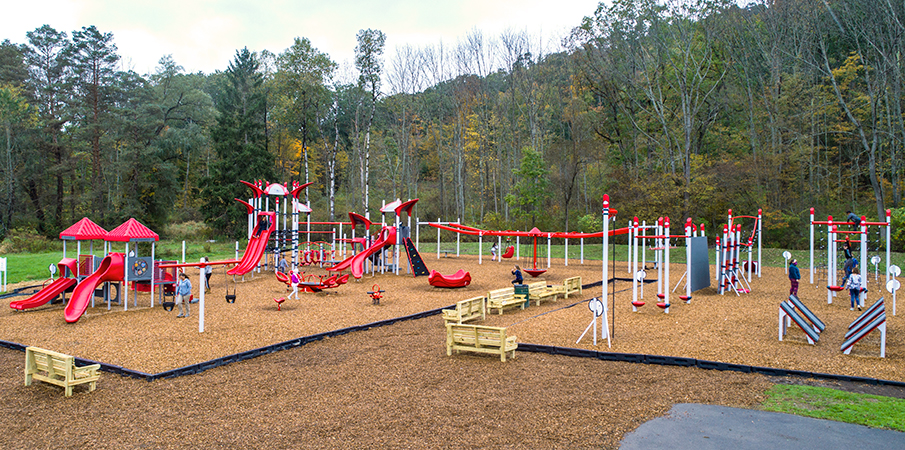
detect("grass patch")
(761, 384), (905, 431)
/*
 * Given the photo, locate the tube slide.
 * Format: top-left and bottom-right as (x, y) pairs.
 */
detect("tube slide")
(64, 253), (125, 323)
(9, 277), (77, 311)
(227, 212), (276, 276)
(327, 227), (396, 279)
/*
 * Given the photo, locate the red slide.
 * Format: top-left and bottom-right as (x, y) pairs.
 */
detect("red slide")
(64, 253), (125, 323)
(227, 212), (276, 276)
(9, 277), (77, 311)
(327, 227), (396, 279)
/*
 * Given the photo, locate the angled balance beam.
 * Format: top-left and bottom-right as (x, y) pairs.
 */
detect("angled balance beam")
(842, 297), (886, 357)
(846, 298), (885, 338)
(788, 295), (826, 333)
(779, 301), (819, 345)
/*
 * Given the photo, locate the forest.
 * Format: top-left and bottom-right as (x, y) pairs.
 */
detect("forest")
(0, 0), (904, 251)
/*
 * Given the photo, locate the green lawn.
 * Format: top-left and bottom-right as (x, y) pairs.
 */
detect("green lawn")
(761, 384), (905, 431)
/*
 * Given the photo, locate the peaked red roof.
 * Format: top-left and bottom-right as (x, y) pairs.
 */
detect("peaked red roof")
(106, 218), (159, 242)
(59, 218), (108, 241)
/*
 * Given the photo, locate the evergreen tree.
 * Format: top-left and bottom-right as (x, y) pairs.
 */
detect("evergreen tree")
(203, 48), (274, 236)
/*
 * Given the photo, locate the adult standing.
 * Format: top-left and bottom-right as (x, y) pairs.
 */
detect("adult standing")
(175, 272), (192, 318)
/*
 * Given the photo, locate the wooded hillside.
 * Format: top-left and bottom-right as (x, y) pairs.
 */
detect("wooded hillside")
(0, 0), (903, 250)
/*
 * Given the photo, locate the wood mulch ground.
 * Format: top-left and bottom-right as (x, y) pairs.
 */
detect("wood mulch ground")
(0, 253), (902, 449)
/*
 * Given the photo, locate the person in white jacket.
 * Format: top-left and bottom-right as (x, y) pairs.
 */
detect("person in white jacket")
(844, 266), (862, 311)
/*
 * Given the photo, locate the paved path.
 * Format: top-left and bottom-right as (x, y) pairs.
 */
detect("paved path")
(620, 403), (905, 449)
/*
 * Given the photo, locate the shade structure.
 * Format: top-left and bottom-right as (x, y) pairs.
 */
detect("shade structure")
(106, 218), (159, 242)
(59, 218), (108, 241)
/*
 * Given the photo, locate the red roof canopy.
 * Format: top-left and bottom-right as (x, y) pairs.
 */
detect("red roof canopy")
(106, 218), (159, 242)
(59, 218), (108, 241)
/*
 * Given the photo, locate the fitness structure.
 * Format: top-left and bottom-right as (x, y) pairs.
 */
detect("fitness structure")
(715, 210), (762, 296)
(628, 216), (710, 314)
(807, 208), (892, 307)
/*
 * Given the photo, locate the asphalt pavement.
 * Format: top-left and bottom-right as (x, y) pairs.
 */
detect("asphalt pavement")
(619, 403), (905, 449)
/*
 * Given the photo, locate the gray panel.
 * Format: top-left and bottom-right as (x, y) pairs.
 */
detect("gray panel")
(689, 236), (711, 292)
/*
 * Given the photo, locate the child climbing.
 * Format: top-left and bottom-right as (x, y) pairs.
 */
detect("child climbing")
(511, 265), (523, 285)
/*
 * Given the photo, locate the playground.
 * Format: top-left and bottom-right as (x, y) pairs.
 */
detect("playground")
(1, 246), (903, 447)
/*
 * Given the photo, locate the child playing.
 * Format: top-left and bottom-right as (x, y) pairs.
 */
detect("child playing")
(511, 265), (523, 285)
(788, 259), (800, 296)
(288, 270), (300, 299)
(491, 243), (498, 261)
(844, 266), (862, 311)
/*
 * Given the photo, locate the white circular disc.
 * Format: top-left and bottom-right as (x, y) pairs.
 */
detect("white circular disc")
(887, 279), (900, 293)
(589, 298), (604, 317)
(782, 251), (791, 260)
(635, 270), (647, 282)
(871, 255), (881, 265)
(890, 265), (901, 277)
(48, 264), (57, 275)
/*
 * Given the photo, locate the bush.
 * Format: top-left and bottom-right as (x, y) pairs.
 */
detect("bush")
(163, 221), (213, 240)
(0, 227), (60, 253)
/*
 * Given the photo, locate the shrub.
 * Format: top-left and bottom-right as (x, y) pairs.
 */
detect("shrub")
(163, 221), (212, 240)
(0, 227), (60, 253)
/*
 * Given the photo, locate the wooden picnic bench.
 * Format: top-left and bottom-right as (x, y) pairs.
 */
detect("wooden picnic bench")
(526, 280), (559, 306)
(446, 323), (517, 361)
(25, 346), (100, 397)
(487, 287), (527, 314)
(559, 276), (582, 298)
(442, 296), (487, 325)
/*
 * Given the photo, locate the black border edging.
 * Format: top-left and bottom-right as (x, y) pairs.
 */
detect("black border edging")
(6, 309), (905, 389)
(517, 343), (905, 388)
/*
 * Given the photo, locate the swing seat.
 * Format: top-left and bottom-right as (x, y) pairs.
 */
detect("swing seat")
(827, 285), (845, 292)
(738, 288), (750, 294)
(656, 302), (670, 309)
(632, 301), (645, 307)
(161, 301), (175, 312)
(274, 297), (286, 311)
(225, 294), (236, 303)
(501, 246), (514, 259)
(679, 295), (691, 302)
(656, 293), (665, 299)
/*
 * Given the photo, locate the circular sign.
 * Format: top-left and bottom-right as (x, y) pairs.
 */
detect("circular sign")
(871, 255), (881, 265)
(48, 264), (57, 276)
(635, 270), (647, 282)
(890, 265), (901, 277)
(887, 279), (901, 293)
(782, 251), (791, 260)
(588, 298), (604, 317)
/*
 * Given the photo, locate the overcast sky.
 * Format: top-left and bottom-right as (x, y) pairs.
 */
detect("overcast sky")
(3, 0), (602, 77)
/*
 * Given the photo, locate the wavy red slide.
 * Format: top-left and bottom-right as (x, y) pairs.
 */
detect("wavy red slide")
(328, 227), (396, 279)
(64, 253), (125, 323)
(9, 277), (77, 311)
(227, 212), (276, 276)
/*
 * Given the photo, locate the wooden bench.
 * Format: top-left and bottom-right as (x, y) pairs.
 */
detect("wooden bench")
(560, 276), (582, 299)
(446, 323), (517, 361)
(25, 346), (100, 397)
(487, 287), (527, 314)
(526, 280), (559, 306)
(442, 296), (487, 325)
